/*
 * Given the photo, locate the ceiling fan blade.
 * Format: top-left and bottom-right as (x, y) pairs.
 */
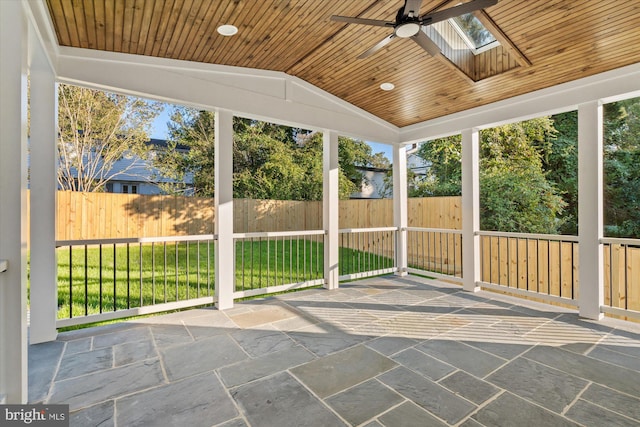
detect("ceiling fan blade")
(402, 0), (423, 18)
(411, 31), (440, 56)
(358, 34), (395, 59)
(420, 0), (498, 26)
(330, 15), (393, 27)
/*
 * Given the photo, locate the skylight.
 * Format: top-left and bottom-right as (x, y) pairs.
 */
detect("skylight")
(450, 13), (499, 53)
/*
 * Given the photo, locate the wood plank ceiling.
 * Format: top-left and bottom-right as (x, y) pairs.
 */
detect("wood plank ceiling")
(45, 0), (640, 128)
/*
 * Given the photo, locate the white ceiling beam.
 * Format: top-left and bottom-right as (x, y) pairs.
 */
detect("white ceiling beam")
(54, 47), (399, 144)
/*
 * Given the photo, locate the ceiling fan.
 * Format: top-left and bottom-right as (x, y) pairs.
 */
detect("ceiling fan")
(331, 0), (498, 59)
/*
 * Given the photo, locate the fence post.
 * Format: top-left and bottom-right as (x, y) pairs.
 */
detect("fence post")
(0, 0), (28, 403)
(462, 128), (481, 292)
(215, 109), (234, 309)
(393, 145), (408, 276)
(323, 130), (339, 289)
(29, 38), (59, 344)
(578, 101), (604, 320)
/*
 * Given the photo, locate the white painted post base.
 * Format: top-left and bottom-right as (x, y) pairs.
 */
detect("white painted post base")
(323, 130), (339, 290)
(462, 129), (481, 293)
(393, 145), (408, 276)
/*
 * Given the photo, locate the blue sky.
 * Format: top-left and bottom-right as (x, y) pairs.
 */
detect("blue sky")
(151, 104), (394, 162)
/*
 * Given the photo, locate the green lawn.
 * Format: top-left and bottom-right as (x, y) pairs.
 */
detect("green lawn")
(54, 239), (394, 319)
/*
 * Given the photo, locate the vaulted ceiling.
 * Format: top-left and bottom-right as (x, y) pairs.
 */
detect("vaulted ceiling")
(45, 0), (640, 128)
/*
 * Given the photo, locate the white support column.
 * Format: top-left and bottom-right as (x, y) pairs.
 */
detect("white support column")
(323, 130), (339, 290)
(215, 109), (234, 309)
(0, 0), (29, 403)
(393, 144), (408, 276)
(29, 34), (58, 344)
(578, 101), (604, 320)
(461, 129), (481, 292)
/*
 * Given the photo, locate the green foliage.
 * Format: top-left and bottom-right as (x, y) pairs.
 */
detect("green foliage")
(410, 117), (566, 234)
(154, 109), (388, 200)
(57, 84), (162, 192)
(603, 98), (640, 237)
(546, 111), (578, 235)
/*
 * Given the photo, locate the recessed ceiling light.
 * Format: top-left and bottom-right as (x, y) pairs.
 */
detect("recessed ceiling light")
(217, 24), (238, 36)
(380, 82), (395, 91)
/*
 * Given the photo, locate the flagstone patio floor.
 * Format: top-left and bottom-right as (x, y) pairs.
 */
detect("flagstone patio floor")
(28, 275), (640, 426)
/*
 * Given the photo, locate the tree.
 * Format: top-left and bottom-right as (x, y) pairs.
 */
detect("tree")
(57, 84), (161, 192)
(545, 111), (578, 235)
(603, 97), (640, 237)
(154, 108), (388, 200)
(410, 118), (566, 234)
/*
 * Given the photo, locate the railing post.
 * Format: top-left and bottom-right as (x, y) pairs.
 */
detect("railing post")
(0, 0), (29, 403)
(578, 101), (604, 320)
(462, 128), (481, 292)
(323, 130), (339, 290)
(393, 144), (408, 276)
(215, 109), (234, 309)
(29, 36), (59, 344)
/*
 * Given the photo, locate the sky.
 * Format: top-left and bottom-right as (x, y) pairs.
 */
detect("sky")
(150, 104), (394, 162)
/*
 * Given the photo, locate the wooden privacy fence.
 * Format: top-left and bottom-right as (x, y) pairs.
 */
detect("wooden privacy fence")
(29, 191), (640, 314)
(50, 191), (461, 240)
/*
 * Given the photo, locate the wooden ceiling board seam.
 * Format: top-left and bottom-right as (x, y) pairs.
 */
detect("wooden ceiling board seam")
(71, 0), (89, 48)
(163, 0), (194, 59)
(155, 0), (182, 57)
(46, 0), (70, 46)
(121, 0), (136, 52)
(180, 0), (219, 61)
(149, 0), (174, 57)
(92, 0), (106, 50)
(128, 0), (148, 54)
(113, 0), (125, 52)
(104, 0), (115, 51)
(243, 1), (305, 69)
(58, 0), (79, 47)
(202, 0), (248, 64)
(508, 1), (617, 46)
(176, 0), (209, 60)
(226, 0), (281, 66)
(81, 0), (97, 49)
(140, 0), (165, 56)
(190, 0), (228, 61)
(132, 0), (153, 55)
(250, 1), (331, 71)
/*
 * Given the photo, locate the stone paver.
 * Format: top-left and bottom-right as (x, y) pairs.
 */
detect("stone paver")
(325, 379), (403, 426)
(116, 372), (238, 427)
(231, 372), (346, 427)
(379, 366), (476, 424)
(472, 392), (579, 427)
(160, 334), (248, 381)
(392, 347), (456, 381)
(291, 345), (397, 398)
(487, 357), (588, 413)
(27, 275), (640, 426)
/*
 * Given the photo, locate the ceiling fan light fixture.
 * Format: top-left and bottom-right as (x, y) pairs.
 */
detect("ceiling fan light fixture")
(395, 22), (421, 38)
(217, 24), (238, 36)
(380, 82), (395, 91)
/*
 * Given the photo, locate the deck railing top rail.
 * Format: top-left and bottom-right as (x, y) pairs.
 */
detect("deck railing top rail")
(476, 230), (579, 242)
(601, 237), (640, 246)
(407, 227), (462, 235)
(56, 234), (218, 247)
(233, 230), (325, 239)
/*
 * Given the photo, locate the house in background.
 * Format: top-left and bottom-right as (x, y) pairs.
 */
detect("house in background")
(351, 165), (391, 199)
(103, 138), (194, 195)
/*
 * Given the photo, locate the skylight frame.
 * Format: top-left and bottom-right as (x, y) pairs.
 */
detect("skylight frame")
(448, 13), (500, 55)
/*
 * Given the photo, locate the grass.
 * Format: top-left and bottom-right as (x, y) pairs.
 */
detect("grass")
(53, 238), (394, 319)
